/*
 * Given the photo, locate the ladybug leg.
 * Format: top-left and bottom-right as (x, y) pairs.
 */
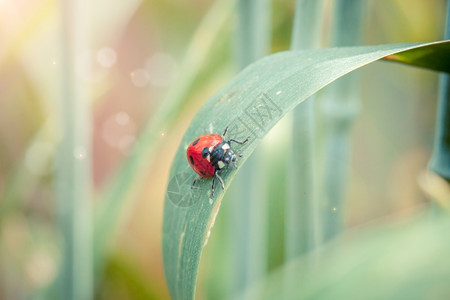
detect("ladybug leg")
(211, 176), (215, 198)
(210, 170), (225, 198)
(228, 136), (249, 145)
(191, 177), (200, 190)
(215, 170), (225, 190)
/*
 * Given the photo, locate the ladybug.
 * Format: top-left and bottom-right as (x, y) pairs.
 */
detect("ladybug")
(186, 127), (249, 197)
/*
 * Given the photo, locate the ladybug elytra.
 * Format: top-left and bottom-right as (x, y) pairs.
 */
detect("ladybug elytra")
(186, 127), (249, 197)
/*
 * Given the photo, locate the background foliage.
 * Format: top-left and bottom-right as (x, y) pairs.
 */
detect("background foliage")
(0, 0), (448, 299)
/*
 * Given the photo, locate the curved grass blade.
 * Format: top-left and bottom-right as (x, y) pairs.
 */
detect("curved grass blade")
(383, 41), (450, 73)
(162, 40), (450, 300)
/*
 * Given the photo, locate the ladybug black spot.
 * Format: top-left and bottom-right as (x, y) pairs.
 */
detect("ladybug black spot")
(192, 138), (200, 146)
(189, 155), (194, 165)
(200, 171), (206, 176)
(202, 147), (209, 158)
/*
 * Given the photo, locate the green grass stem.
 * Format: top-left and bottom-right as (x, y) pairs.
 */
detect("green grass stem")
(318, 0), (365, 242)
(230, 0), (271, 294)
(429, 0), (450, 182)
(285, 0), (323, 262)
(55, 0), (93, 298)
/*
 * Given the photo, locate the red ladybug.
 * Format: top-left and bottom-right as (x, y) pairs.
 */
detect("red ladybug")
(186, 127), (249, 197)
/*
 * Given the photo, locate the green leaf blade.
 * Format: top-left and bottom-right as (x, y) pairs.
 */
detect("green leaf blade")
(383, 41), (450, 73)
(162, 41), (450, 300)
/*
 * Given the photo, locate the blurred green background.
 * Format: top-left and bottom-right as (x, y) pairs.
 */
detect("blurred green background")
(0, 0), (448, 299)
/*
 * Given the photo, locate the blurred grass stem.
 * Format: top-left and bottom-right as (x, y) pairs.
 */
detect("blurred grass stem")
(55, 0), (93, 299)
(285, 0), (323, 262)
(429, 0), (450, 183)
(318, 0), (364, 242)
(230, 0), (270, 293)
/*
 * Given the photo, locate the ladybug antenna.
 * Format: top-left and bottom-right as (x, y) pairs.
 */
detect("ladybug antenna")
(222, 126), (229, 136)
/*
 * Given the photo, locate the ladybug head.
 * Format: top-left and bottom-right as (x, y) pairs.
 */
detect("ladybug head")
(223, 146), (237, 166)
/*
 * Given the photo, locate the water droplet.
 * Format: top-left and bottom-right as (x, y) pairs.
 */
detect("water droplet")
(97, 47), (117, 68)
(130, 69), (150, 87)
(161, 132), (165, 137)
(332, 207), (337, 212)
(276, 90), (282, 95)
(73, 146), (87, 160)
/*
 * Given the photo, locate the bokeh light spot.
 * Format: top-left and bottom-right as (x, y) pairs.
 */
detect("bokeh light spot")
(102, 113), (137, 152)
(73, 146), (87, 160)
(130, 69), (150, 87)
(26, 251), (57, 288)
(96, 47), (117, 68)
(118, 135), (137, 156)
